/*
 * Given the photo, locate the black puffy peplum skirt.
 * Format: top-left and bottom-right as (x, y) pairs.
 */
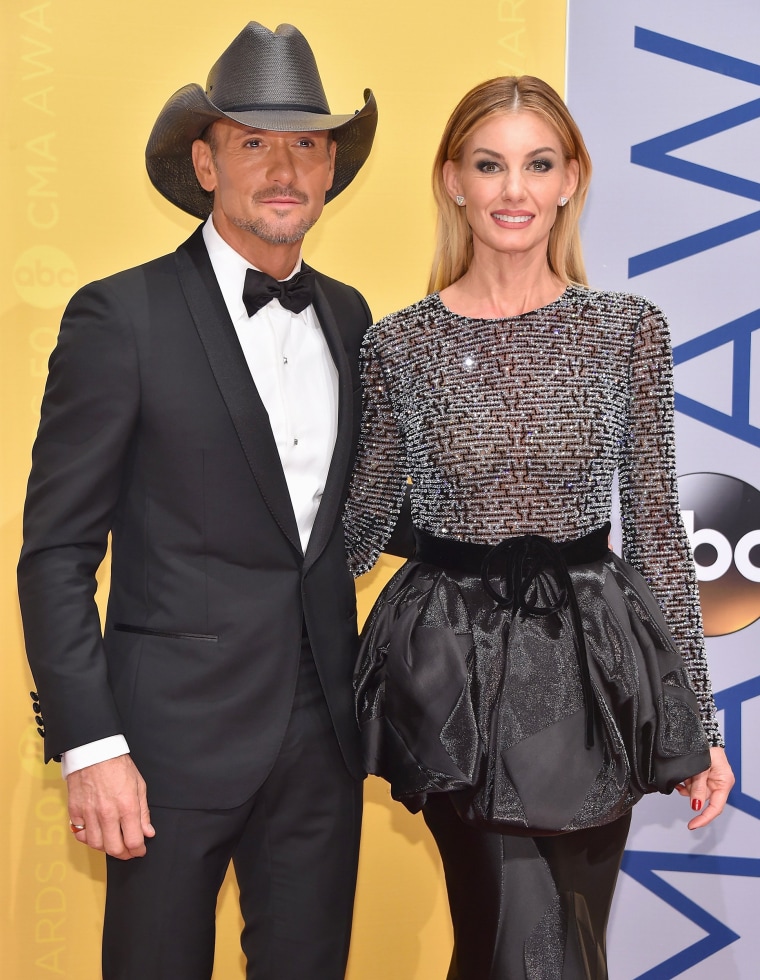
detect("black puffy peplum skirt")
(355, 527), (711, 836)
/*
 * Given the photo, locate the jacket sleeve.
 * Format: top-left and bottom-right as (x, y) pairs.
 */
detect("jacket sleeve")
(17, 278), (140, 761)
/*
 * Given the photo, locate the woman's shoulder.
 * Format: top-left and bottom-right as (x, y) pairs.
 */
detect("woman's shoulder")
(365, 292), (444, 343)
(572, 285), (665, 321)
(376, 292), (442, 325)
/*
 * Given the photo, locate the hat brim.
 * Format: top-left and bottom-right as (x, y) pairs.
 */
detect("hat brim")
(146, 83), (378, 218)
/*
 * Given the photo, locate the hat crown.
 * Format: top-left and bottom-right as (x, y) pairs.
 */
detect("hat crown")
(205, 22), (331, 116)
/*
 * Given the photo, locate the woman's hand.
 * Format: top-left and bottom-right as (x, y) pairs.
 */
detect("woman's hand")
(675, 746), (735, 830)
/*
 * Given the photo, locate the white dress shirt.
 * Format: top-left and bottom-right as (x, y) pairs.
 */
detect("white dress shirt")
(62, 218), (339, 777)
(202, 217), (339, 550)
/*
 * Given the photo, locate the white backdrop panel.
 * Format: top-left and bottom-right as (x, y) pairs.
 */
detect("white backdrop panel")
(567, 2), (760, 977)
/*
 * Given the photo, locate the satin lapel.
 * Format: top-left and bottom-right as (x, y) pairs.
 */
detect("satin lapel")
(174, 230), (302, 555)
(304, 273), (354, 571)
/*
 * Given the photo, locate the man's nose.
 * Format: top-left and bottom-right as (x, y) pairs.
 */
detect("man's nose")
(266, 142), (297, 183)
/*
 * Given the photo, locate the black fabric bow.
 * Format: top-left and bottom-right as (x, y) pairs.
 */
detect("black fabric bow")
(242, 267), (315, 317)
(481, 534), (597, 750)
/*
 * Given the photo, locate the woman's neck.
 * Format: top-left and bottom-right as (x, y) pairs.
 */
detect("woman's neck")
(440, 252), (567, 319)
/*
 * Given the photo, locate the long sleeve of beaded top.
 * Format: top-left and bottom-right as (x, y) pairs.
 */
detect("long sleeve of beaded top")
(343, 287), (722, 745)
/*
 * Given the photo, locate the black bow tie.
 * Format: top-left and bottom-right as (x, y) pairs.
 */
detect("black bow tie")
(242, 267), (315, 317)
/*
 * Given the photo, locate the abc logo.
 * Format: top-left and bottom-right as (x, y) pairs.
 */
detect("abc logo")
(679, 472), (760, 636)
(13, 245), (77, 310)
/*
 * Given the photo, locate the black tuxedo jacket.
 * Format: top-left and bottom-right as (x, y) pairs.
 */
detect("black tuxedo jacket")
(18, 228), (371, 809)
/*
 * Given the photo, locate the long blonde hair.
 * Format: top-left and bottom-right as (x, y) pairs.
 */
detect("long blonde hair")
(428, 76), (592, 294)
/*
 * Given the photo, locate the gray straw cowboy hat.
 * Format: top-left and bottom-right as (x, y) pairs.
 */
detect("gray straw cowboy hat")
(146, 21), (378, 218)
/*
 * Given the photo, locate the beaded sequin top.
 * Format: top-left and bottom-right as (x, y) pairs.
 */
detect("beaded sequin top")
(344, 286), (721, 745)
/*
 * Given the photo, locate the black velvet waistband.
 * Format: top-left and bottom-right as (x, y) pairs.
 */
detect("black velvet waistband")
(413, 522), (611, 576)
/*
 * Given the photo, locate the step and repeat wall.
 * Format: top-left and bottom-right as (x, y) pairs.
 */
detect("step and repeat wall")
(566, 2), (760, 977)
(2, 0), (757, 976)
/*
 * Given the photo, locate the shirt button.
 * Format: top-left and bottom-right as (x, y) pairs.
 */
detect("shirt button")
(283, 356), (288, 364)
(293, 438), (299, 446)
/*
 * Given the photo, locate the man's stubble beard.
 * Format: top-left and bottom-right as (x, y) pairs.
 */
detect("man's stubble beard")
(231, 212), (319, 246)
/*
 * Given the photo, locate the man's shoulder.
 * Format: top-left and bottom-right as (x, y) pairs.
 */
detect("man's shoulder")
(307, 266), (371, 321)
(60, 237), (203, 331)
(309, 266), (362, 297)
(79, 229), (203, 298)
(100, 252), (175, 288)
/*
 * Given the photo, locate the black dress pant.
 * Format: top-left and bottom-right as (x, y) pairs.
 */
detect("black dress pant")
(102, 641), (362, 980)
(424, 795), (631, 980)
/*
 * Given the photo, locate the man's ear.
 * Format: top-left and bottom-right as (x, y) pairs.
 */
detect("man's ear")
(192, 139), (217, 193)
(325, 137), (337, 192)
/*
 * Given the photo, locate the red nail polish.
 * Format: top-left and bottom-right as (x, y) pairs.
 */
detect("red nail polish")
(691, 799), (702, 812)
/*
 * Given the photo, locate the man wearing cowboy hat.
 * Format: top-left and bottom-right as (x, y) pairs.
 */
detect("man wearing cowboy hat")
(18, 22), (377, 979)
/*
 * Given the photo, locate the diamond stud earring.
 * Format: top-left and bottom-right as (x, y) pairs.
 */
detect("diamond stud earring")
(455, 195), (465, 206)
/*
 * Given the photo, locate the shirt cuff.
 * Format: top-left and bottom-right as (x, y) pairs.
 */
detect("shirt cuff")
(61, 735), (130, 778)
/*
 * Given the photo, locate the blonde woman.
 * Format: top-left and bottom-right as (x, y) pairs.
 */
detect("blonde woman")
(344, 76), (733, 979)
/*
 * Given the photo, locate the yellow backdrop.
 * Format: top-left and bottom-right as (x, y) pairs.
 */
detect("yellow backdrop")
(2, 1), (565, 975)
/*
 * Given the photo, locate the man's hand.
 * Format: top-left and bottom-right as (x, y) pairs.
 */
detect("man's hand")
(67, 755), (155, 859)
